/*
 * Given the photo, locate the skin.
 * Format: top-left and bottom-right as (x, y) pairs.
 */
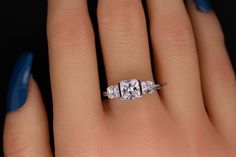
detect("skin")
(3, 0), (236, 156)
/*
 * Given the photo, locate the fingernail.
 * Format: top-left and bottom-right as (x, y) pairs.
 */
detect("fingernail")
(7, 52), (33, 112)
(194, 0), (212, 12)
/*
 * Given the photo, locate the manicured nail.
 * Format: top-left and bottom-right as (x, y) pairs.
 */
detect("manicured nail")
(194, 0), (212, 12)
(7, 52), (33, 112)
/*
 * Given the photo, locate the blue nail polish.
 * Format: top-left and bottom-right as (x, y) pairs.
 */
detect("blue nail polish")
(7, 52), (33, 112)
(194, 0), (212, 12)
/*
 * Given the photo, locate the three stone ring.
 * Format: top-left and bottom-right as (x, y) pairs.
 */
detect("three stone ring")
(103, 79), (167, 100)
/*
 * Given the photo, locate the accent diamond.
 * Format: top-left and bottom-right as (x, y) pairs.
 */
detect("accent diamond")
(141, 81), (155, 94)
(119, 79), (142, 100)
(107, 85), (120, 99)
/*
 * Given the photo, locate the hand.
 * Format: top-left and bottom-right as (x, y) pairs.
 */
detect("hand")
(4, 0), (236, 156)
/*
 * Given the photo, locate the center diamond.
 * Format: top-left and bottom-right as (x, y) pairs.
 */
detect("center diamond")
(119, 79), (142, 100)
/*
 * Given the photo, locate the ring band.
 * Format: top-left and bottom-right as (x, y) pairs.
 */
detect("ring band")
(103, 79), (167, 100)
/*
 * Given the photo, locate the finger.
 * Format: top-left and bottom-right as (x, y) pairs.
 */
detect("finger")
(187, 0), (236, 144)
(4, 53), (51, 156)
(97, 0), (154, 84)
(97, 0), (162, 113)
(47, 0), (105, 156)
(146, 0), (205, 120)
(47, 0), (102, 111)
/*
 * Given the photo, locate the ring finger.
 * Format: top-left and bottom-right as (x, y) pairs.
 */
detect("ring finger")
(97, 0), (162, 113)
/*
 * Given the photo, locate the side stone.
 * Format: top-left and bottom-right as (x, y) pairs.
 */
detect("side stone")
(107, 85), (120, 99)
(141, 81), (155, 94)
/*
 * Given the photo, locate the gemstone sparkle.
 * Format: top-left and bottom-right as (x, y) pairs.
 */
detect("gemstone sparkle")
(141, 81), (155, 94)
(107, 85), (120, 99)
(119, 79), (142, 100)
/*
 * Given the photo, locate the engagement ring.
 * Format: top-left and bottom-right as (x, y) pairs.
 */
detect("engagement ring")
(103, 79), (167, 100)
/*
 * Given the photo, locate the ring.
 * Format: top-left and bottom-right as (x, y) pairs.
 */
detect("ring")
(103, 79), (167, 100)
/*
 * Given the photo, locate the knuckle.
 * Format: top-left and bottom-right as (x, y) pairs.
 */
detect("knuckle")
(98, 1), (145, 34)
(48, 13), (93, 49)
(47, 13), (95, 62)
(208, 29), (225, 43)
(151, 15), (194, 51)
(213, 54), (235, 82)
(4, 133), (32, 157)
